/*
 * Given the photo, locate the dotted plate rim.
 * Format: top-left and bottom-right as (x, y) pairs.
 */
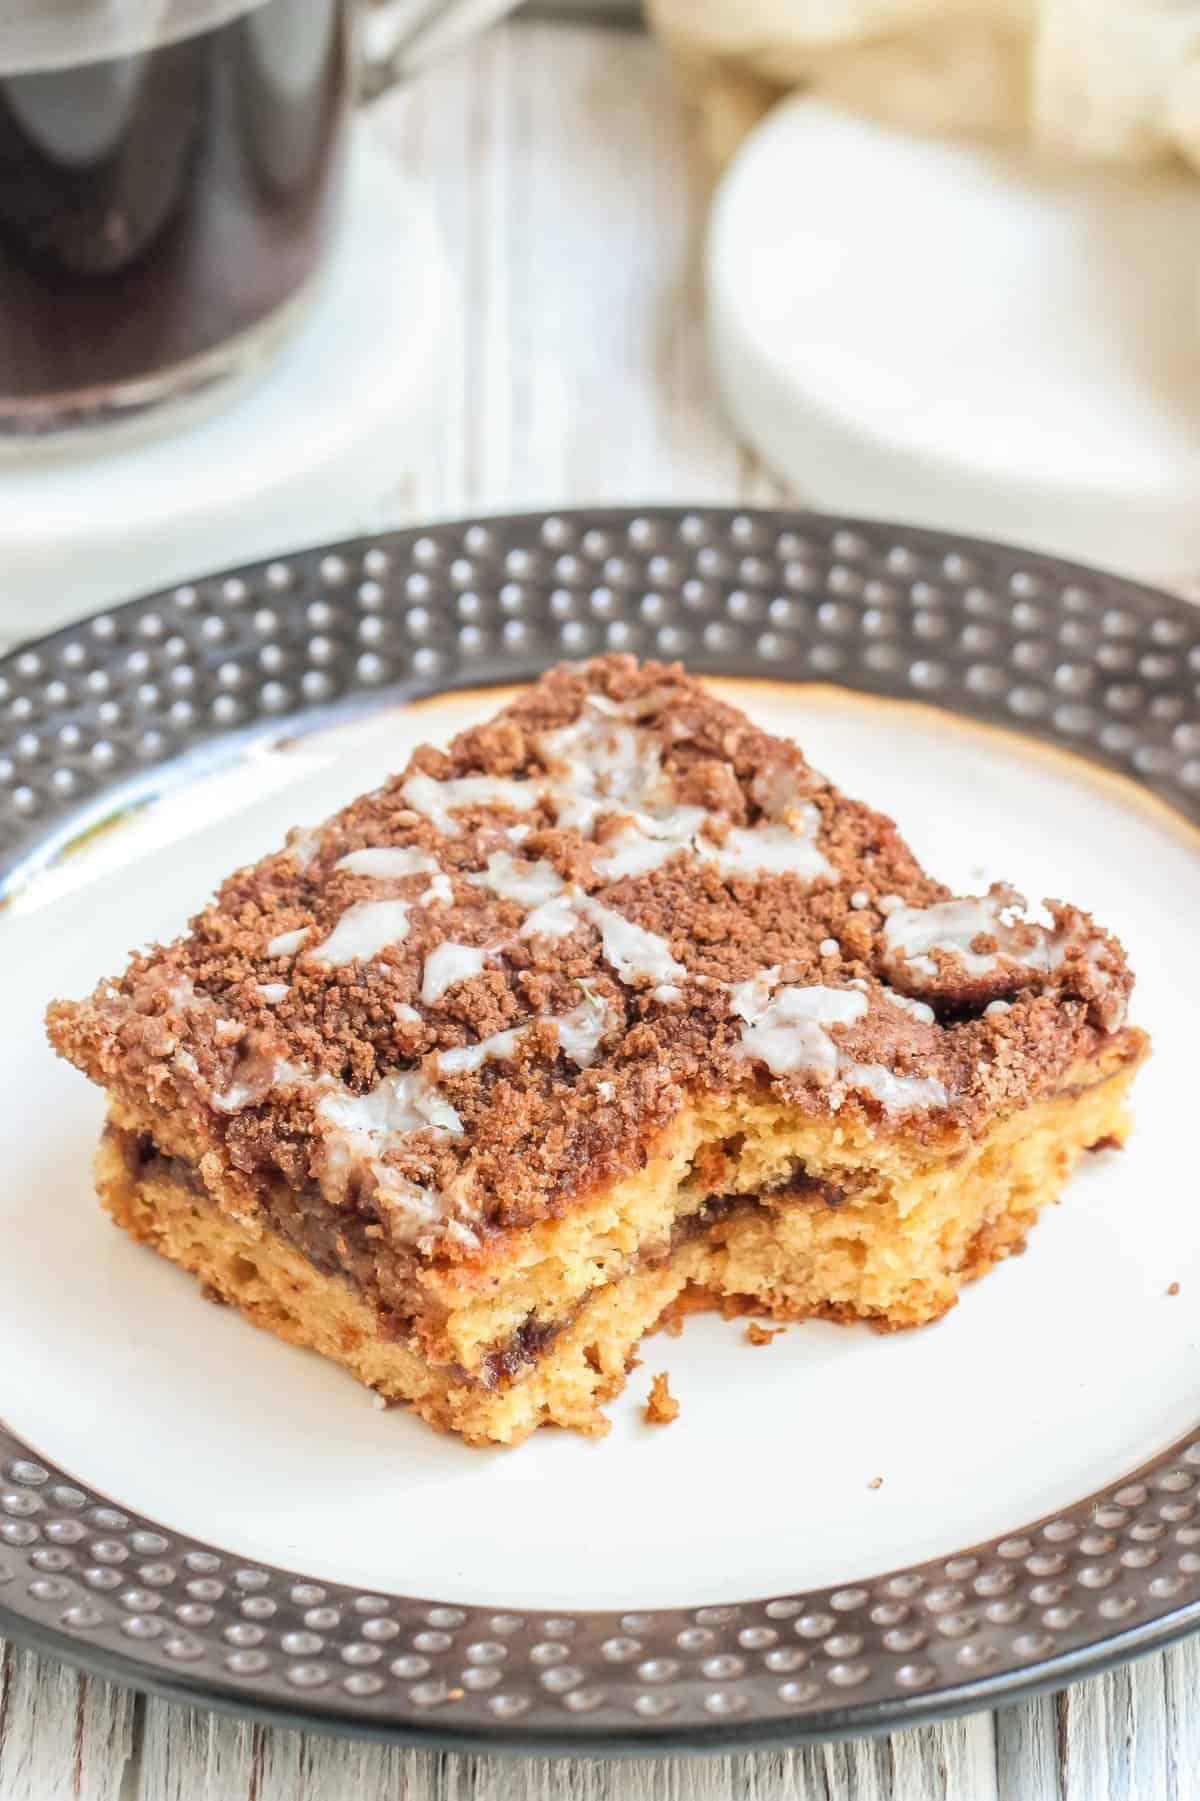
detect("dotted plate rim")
(1, 505), (1198, 1751)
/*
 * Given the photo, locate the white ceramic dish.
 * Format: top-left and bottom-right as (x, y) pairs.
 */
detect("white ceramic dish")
(708, 97), (1200, 584)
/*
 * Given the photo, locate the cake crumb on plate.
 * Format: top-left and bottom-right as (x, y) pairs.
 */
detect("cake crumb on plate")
(645, 1372), (680, 1425)
(745, 1321), (783, 1345)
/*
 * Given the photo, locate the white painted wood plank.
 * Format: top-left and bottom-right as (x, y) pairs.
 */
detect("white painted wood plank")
(0, 1646), (135, 1801)
(131, 1726), (1000, 1801)
(994, 1648), (1200, 1801)
(993, 1691), (1060, 1800)
(1161, 1636), (1200, 1799)
(370, 20), (747, 517)
(134, 1700), (258, 1797)
(1056, 1658), (1173, 1801)
(7, 1650), (1195, 1801)
(890, 1714), (1000, 1800)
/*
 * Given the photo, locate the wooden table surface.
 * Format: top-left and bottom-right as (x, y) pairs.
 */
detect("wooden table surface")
(3, 18), (1198, 1798)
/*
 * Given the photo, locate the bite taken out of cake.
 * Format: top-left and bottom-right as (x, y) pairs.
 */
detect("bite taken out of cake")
(47, 657), (1147, 1445)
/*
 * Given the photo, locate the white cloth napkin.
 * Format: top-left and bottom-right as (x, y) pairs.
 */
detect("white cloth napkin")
(648, 0), (1200, 170)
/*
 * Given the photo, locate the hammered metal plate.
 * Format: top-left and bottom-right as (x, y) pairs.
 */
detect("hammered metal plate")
(1, 506), (1198, 1751)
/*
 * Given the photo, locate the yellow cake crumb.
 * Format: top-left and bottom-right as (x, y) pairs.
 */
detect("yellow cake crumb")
(745, 1322), (783, 1345)
(645, 1372), (680, 1425)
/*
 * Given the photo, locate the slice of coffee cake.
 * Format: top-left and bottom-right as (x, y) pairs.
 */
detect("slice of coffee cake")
(47, 658), (1146, 1445)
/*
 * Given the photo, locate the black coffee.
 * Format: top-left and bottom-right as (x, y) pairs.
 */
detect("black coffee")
(0, 0), (350, 420)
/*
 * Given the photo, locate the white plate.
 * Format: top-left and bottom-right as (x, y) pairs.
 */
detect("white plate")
(5, 679), (1195, 1614)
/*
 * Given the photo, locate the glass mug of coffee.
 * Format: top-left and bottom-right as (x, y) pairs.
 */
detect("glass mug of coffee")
(0, 0), (511, 437)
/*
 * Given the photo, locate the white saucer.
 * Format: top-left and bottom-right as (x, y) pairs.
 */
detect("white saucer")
(1, 131), (452, 642)
(707, 97), (1200, 584)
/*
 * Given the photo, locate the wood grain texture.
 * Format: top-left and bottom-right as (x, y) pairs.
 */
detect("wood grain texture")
(1, 17), (1196, 1800)
(0, 1649), (135, 1801)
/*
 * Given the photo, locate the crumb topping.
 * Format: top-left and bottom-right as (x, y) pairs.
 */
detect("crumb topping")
(47, 656), (1139, 1260)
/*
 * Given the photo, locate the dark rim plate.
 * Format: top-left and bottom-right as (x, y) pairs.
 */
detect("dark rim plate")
(2, 506), (1198, 1752)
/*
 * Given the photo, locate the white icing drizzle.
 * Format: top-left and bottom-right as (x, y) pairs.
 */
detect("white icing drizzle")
(315, 1072), (482, 1250)
(848, 1065), (948, 1112)
(210, 1082), (265, 1115)
(574, 683), (684, 722)
(265, 927), (309, 959)
(883, 895), (1028, 980)
(818, 937), (839, 958)
(441, 1218), (481, 1252)
(401, 772), (543, 836)
(850, 890), (869, 909)
(468, 853), (564, 906)
(335, 845), (452, 908)
(728, 965), (782, 1022)
(707, 810), (832, 884)
(590, 806), (831, 888)
(437, 1026), (523, 1076)
(591, 830), (674, 883)
(554, 999), (614, 1067)
(209, 1084), (250, 1115)
(735, 983), (868, 1080)
(985, 999), (1012, 1016)
(750, 765), (809, 820)
(256, 983), (290, 1005)
(538, 703), (643, 789)
(732, 971), (946, 1114)
(884, 989), (937, 1026)
(581, 692), (624, 717)
(336, 847), (439, 879)
(286, 828), (321, 870)
(592, 806), (707, 881)
(305, 899), (411, 968)
(318, 1069), (461, 1140)
(884, 891), (1126, 1029)
(436, 999), (615, 1076)
(421, 942), (488, 1005)
(394, 1003), (422, 1023)
(520, 892), (582, 941)
(369, 1173), (445, 1243)
(579, 896), (685, 987)
(316, 1070), (462, 1229)
(538, 697), (667, 833)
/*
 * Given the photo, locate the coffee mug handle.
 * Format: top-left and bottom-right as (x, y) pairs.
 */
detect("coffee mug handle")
(360, 0), (521, 98)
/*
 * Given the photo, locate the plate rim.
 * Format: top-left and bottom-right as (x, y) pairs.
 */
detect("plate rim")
(2, 502), (1198, 1750)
